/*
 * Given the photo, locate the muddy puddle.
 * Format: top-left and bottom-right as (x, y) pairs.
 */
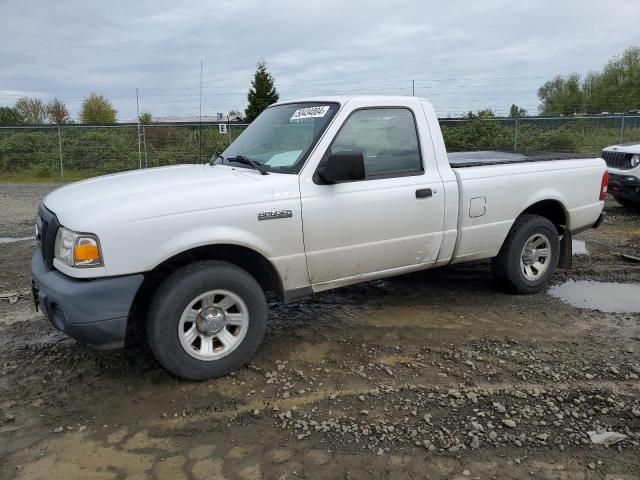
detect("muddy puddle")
(548, 279), (640, 313)
(2, 190), (640, 479)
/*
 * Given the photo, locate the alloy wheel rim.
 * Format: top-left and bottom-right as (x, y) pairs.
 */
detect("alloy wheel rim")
(178, 289), (249, 361)
(519, 233), (551, 281)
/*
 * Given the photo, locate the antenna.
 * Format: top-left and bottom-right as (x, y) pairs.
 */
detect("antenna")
(199, 59), (203, 162)
(136, 88), (142, 169)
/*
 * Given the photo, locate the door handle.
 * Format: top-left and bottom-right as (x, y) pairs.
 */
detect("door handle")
(416, 188), (433, 199)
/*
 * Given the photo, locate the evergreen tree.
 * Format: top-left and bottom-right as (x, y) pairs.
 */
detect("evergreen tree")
(245, 61), (279, 122)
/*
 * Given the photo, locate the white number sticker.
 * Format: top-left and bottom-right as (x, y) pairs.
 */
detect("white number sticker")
(290, 106), (330, 121)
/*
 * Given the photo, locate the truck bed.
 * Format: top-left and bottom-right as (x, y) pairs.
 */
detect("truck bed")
(448, 151), (596, 168)
(449, 155), (606, 265)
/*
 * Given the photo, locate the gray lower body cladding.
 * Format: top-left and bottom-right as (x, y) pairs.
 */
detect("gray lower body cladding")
(31, 250), (144, 349)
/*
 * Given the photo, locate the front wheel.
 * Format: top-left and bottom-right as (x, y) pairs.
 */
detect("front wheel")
(492, 214), (560, 294)
(147, 261), (267, 380)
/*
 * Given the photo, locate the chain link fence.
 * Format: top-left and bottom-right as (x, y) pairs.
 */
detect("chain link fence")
(440, 115), (640, 153)
(0, 123), (248, 180)
(1, 116), (640, 180)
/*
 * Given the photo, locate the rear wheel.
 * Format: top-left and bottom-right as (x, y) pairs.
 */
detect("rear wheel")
(147, 261), (267, 380)
(493, 214), (560, 294)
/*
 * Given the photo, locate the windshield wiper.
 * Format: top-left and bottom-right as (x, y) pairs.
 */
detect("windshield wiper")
(214, 154), (268, 175)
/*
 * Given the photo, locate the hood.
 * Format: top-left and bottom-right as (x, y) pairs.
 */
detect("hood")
(43, 164), (269, 231)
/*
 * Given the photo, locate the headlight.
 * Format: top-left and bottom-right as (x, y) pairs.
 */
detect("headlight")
(631, 154), (640, 168)
(54, 227), (103, 267)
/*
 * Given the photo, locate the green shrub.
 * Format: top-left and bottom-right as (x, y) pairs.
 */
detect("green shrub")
(0, 130), (58, 172)
(442, 120), (514, 151)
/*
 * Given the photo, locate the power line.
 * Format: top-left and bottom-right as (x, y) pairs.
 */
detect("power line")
(10, 86), (637, 102)
(0, 74), (551, 90)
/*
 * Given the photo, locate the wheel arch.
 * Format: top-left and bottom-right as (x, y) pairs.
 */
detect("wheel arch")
(126, 244), (283, 344)
(494, 198), (569, 258)
(518, 199), (568, 234)
(494, 198), (569, 271)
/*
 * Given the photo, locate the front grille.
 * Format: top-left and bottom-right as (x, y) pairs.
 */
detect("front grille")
(37, 204), (60, 269)
(602, 150), (632, 169)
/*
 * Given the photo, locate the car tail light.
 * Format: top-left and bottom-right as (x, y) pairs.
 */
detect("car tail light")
(600, 171), (609, 201)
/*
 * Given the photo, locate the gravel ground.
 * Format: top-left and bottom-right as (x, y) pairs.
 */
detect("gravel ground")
(0, 183), (62, 237)
(0, 184), (639, 480)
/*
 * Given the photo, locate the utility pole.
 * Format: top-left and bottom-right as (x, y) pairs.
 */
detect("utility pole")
(142, 124), (148, 168)
(136, 88), (142, 169)
(199, 59), (203, 162)
(412, 79), (415, 96)
(57, 124), (64, 178)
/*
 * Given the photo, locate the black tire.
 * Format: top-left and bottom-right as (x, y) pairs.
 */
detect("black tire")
(614, 196), (640, 208)
(492, 214), (560, 294)
(147, 261), (267, 380)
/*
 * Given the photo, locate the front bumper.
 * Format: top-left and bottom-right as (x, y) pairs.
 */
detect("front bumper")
(31, 250), (144, 349)
(608, 173), (640, 202)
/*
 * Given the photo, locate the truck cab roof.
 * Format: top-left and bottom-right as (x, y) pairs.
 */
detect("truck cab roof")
(272, 95), (430, 107)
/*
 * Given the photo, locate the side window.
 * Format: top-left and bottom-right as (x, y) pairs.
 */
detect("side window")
(330, 108), (422, 178)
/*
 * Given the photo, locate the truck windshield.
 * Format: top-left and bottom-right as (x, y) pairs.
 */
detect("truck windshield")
(214, 102), (339, 174)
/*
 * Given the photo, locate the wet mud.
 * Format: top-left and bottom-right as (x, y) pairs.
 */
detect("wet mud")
(0, 187), (639, 479)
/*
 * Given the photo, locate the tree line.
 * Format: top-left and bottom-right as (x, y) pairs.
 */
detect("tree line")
(0, 93), (118, 126)
(0, 60), (279, 127)
(449, 47), (640, 119)
(537, 47), (640, 116)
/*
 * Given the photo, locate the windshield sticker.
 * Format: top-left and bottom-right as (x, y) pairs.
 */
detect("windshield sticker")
(266, 150), (303, 166)
(290, 106), (330, 121)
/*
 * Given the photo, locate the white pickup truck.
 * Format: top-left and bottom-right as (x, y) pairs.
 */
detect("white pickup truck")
(32, 96), (607, 380)
(602, 142), (640, 207)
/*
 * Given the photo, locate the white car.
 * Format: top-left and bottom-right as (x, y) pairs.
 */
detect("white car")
(31, 96), (607, 379)
(602, 142), (640, 207)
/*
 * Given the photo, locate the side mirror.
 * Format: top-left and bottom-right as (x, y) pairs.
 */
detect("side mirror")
(316, 152), (365, 184)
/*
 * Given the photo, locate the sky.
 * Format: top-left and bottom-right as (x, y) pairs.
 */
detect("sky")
(1, 0), (639, 121)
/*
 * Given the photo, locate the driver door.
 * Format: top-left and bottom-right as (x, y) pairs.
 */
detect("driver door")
(299, 106), (445, 290)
